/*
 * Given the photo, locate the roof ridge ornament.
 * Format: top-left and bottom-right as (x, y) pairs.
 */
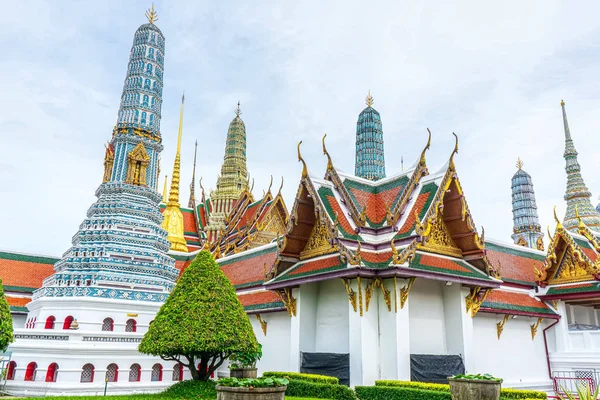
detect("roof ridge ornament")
(365, 90), (374, 107)
(449, 132), (459, 167)
(145, 3), (158, 24)
(553, 206), (563, 229)
(278, 176), (284, 195)
(297, 141), (308, 178)
(419, 128), (432, 167)
(322, 133), (334, 171)
(267, 175), (273, 195)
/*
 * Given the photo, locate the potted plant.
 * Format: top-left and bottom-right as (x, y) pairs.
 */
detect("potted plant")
(229, 344), (263, 379)
(558, 382), (600, 399)
(448, 373), (502, 400)
(216, 377), (288, 400)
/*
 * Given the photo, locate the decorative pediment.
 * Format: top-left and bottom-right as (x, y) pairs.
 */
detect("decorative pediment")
(420, 213), (462, 258)
(129, 142), (150, 162)
(536, 218), (600, 285)
(300, 216), (337, 260)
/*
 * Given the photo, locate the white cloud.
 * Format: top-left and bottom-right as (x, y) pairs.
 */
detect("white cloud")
(2, 0), (600, 255)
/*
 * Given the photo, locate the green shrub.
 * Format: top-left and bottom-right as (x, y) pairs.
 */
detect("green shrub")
(376, 380), (450, 391)
(139, 251), (259, 381)
(0, 278), (14, 352)
(375, 380), (546, 399)
(285, 379), (356, 400)
(500, 388), (547, 399)
(263, 371), (339, 385)
(162, 379), (217, 398)
(356, 386), (450, 400)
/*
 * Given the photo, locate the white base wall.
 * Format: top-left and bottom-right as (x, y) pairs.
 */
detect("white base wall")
(472, 313), (552, 388)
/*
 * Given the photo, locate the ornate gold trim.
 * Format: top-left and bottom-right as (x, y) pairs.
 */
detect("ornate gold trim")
(348, 242), (362, 266)
(364, 278), (391, 312)
(357, 276), (363, 317)
(277, 288), (297, 317)
(497, 314), (510, 339)
(342, 278), (357, 312)
(400, 277), (416, 309)
(465, 286), (491, 317)
(255, 314), (267, 336)
(393, 276), (398, 313)
(530, 317), (543, 340)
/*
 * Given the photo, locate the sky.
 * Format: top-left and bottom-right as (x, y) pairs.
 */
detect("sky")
(2, 1), (600, 256)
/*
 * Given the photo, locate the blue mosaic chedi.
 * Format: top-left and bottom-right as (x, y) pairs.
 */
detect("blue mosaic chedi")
(33, 10), (178, 303)
(355, 91), (386, 181)
(116, 19), (165, 136)
(511, 159), (543, 249)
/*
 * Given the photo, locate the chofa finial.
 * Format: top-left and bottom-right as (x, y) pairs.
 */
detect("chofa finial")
(516, 157), (524, 170)
(365, 90), (374, 107)
(322, 133), (334, 170)
(298, 141), (308, 178)
(145, 3), (158, 24)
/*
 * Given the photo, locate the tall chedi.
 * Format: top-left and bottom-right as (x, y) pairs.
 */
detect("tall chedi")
(355, 91), (386, 180)
(560, 100), (600, 232)
(205, 102), (250, 242)
(511, 158), (544, 250)
(161, 94), (188, 252)
(21, 5), (178, 326)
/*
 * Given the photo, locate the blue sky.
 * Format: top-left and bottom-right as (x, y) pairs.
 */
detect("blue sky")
(2, 1), (600, 255)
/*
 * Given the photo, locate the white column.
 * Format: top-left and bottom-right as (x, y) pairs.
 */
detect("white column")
(442, 284), (475, 373)
(348, 278), (380, 386)
(289, 285), (317, 372)
(554, 301), (570, 352)
(378, 278), (410, 380)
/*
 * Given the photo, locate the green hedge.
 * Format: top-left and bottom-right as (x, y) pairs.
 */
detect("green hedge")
(375, 380), (546, 399)
(162, 379), (217, 398)
(263, 371), (339, 385)
(285, 379), (356, 400)
(356, 386), (450, 400)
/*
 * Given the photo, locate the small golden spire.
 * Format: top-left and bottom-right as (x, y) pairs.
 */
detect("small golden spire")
(145, 3), (159, 24)
(235, 101), (242, 117)
(516, 157), (524, 170)
(297, 141), (308, 178)
(162, 175), (168, 203)
(561, 99), (565, 107)
(365, 90), (374, 107)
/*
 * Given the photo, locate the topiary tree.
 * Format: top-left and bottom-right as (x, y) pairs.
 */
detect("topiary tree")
(139, 250), (259, 381)
(0, 278), (14, 352)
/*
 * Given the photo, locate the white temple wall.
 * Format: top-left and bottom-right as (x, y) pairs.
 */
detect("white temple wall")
(12, 314), (26, 330)
(315, 279), (349, 353)
(409, 279), (447, 354)
(251, 311), (291, 375)
(472, 314), (550, 388)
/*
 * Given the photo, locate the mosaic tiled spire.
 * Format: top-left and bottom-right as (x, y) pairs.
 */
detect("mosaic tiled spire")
(511, 158), (543, 249)
(32, 8), (178, 303)
(560, 100), (600, 233)
(161, 94), (188, 252)
(116, 5), (165, 137)
(355, 91), (386, 180)
(205, 102), (249, 242)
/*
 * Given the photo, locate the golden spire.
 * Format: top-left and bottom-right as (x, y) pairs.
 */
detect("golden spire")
(235, 101), (241, 117)
(516, 157), (524, 170)
(365, 90), (374, 107)
(161, 93), (188, 252)
(145, 3), (159, 24)
(561, 99), (565, 106)
(162, 175), (168, 203)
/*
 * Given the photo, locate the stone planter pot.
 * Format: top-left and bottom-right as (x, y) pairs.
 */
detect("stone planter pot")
(216, 385), (287, 400)
(448, 378), (502, 400)
(229, 367), (258, 379)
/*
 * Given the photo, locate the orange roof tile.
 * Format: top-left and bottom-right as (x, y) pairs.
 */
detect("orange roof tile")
(220, 246), (277, 289)
(0, 252), (57, 292)
(485, 242), (544, 286)
(482, 290), (556, 316)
